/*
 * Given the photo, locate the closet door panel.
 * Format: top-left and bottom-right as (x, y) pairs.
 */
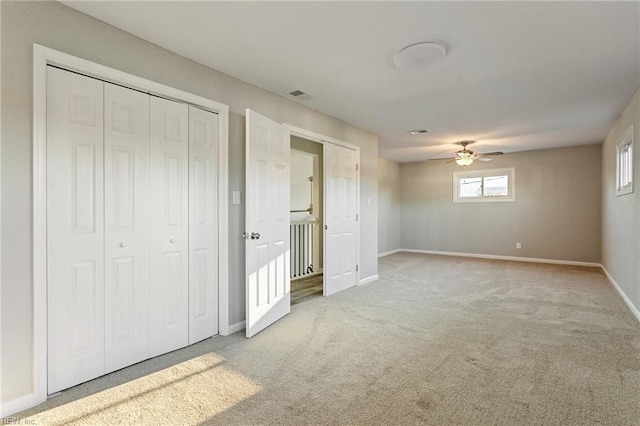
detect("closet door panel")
(188, 106), (219, 344)
(104, 83), (150, 373)
(47, 66), (105, 393)
(150, 96), (189, 357)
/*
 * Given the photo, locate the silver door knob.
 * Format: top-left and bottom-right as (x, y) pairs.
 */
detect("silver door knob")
(119, 242), (127, 248)
(169, 238), (176, 244)
(251, 232), (261, 240)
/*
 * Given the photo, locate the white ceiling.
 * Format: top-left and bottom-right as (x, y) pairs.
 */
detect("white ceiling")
(64, 1), (640, 163)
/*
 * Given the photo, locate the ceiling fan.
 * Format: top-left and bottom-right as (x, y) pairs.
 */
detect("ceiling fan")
(445, 141), (503, 166)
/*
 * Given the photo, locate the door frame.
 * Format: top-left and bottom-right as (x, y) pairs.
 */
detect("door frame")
(284, 124), (361, 294)
(31, 44), (230, 407)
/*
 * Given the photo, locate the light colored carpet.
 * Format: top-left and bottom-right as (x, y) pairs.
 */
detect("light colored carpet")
(13, 253), (640, 425)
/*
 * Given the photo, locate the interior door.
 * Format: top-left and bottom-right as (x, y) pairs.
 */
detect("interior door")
(149, 96), (189, 356)
(47, 66), (105, 393)
(245, 109), (291, 338)
(324, 142), (358, 296)
(188, 105), (219, 344)
(104, 82), (150, 373)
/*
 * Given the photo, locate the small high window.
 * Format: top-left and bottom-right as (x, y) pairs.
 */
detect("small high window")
(453, 167), (515, 203)
(616, 124), (634, 196)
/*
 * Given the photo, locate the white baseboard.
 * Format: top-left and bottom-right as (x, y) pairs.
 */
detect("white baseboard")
(378, 249), (402, 258)
(1, 392), (45, 417)
(401, 249), (602, 268)
(601, 267), (640, 323)
(224, 320), (246, 335)
(359, 274), (379, 286)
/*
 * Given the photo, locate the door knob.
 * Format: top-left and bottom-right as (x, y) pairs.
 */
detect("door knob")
(251, 232), (261, 240)
(169, 238), (176, 244)
(119, 242), (127, 248)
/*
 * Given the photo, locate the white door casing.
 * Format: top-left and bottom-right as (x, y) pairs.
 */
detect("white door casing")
(104, 83), (151, 373)
(188, 106), (219, 344)
(245, 109), (291, 338)
(149, 96), (189, 356)
(46, 66), (106, 393)
(32, 45), (230, 416)
(324, 142), (358, 296)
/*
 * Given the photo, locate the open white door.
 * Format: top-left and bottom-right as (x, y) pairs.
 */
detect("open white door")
(324, 142), (358, 296)
(245, 109), (291, 338)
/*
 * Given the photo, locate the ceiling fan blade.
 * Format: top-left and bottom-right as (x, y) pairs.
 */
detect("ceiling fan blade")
(477, 151), (503, 156)
(477, 157), (493, 162)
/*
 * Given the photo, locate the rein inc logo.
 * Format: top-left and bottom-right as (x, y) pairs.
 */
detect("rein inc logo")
(1, 418), (36, 425)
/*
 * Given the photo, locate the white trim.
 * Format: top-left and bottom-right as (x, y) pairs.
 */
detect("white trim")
(453, 167), (515, 203)
(284, 124), (361, 297)
(400, 249), (601, 268)
(284, 124), (360, 151)
(359, 274), (379, 286)
(601, 267), (640, 323)
(0, 392), (41, 417)
(378, 249), (402, 258)
(225, 321), (246, 336)
(615, 123), (634, 196)
(32, 44), (230, 407)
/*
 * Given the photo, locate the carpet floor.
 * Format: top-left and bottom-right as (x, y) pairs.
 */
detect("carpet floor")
(13, 253), (640, 425)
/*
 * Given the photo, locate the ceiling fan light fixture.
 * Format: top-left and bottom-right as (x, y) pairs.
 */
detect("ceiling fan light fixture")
(393, 41), (447, 70)
(456, 157), (474, 166)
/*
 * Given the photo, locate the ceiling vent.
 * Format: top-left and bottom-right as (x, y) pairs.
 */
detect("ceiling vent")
(288, 90), (311, 102)
(408, 129), (428, 135)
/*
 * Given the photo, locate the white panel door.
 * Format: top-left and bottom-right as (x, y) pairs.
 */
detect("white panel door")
(324, 143), (358, 296)
(47, 66), (105, 393)
(188, 106), (219, 344)
(104, 83), (150, 372)
(245, 109), (291, 338)
(150, 96), (189, 356)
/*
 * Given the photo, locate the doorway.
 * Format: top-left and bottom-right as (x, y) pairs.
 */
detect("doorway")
(290, 137), (323, 305)
(244, 112), (360, 337)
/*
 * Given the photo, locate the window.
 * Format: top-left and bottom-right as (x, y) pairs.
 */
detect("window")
(453, 167), (515, 203)
(616, 123), (634, 196)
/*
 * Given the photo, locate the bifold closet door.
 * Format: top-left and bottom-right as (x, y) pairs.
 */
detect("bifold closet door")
(150, 96), (189, 357)
(188, 106), (220, 344)
(104, 83), (151, 373)
(47, 66), (106, 393)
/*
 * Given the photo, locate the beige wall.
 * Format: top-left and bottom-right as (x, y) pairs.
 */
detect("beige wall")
(602, 86), (640, 315)
(291, 136), (324, 269)
(400, 145), (602, 262)
(378, 158), (402, 254)
(1, 1), (378, 402)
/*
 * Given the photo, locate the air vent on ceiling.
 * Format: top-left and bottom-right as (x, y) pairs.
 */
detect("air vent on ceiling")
(408, 129), (428, 135)
(288, 90), (311, 102)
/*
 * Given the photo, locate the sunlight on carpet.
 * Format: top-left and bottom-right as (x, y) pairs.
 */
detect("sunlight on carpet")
(23, 353), (262, 425)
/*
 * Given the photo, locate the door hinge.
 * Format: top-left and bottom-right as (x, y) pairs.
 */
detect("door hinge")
(356, 163), (359, 171)
(356, 265), (359, 272)
(356, 214), (358, 221)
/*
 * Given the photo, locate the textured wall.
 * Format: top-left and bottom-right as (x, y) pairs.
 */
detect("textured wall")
(602, 86), (640, 315)
(1, 1), (378, 402)
(400, 145), (602, 263)
(378, 158), (402, 255)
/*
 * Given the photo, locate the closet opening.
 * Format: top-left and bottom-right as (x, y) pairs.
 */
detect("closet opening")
(290, 137), (323, 305)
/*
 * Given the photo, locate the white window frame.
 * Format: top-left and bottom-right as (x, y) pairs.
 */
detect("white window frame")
(616, 123), (634, 197)
(453, 167), (516, 203)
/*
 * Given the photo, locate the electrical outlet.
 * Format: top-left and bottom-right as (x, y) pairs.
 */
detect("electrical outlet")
(516, 242), (522, 249)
